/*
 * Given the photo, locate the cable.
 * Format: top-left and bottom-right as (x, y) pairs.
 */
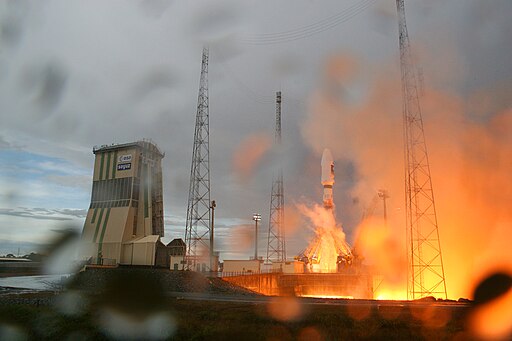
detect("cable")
(244, 0), (372, 39)
(240, 0), (377, 45)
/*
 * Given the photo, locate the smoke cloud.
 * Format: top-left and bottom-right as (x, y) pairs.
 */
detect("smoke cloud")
(301, 52), (512, 299)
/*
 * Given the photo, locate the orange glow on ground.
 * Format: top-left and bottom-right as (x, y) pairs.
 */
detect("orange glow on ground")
(375, 289), (408, 301)
(300, 294), (354, 299)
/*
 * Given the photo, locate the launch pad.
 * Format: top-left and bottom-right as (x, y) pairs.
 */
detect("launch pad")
(222, 147), (373, 298)
(223, 271), (373, 299)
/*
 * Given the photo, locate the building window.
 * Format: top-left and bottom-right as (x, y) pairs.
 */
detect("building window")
(90, 178), (133, 208)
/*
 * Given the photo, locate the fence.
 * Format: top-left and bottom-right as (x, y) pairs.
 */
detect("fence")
(86, 257), (117, 266)
(221, 269), (283, 277)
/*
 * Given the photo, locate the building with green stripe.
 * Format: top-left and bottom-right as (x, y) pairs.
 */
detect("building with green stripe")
(81, 140), (168, 266)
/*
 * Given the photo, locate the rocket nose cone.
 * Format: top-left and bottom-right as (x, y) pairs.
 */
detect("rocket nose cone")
(321, 149), (333, 166)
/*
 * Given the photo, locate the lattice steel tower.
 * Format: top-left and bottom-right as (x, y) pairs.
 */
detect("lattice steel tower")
(266, 92), (286, 262)
(185, 47), (212, 271)
(397, 0), (447, 299)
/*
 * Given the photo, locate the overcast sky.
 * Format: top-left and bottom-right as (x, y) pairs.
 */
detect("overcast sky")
(0, 0), (510, 284)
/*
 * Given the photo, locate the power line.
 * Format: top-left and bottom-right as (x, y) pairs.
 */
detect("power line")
(240, 0), (377, 45)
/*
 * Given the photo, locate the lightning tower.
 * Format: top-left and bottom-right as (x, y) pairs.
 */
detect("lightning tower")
(396, 0), (447, 299)
(266, 92), (286, 263)
(185, 47), (212, 271)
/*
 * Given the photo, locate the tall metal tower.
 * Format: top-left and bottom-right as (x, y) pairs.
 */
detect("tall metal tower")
(266, 92), (286, 263)
(396, 0), (447, 299)
(185, 47), (212, 271)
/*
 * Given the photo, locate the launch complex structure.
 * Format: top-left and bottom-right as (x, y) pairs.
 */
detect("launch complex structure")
(208, 0), (448, 299)
(78, 0), (446, 300)
(80, 140), (169, 267)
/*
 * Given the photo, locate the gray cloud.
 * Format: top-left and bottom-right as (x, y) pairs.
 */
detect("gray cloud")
(18, 60), (68, 115)
(0, 135), (12, 150)
(138, 0), (174, 19)
(45, 174), (91, 190)
(131, 68), (179, 100)
(0, 239), (42, 256)
(0, 1), (510, 258)
(0, 0), (30, 48)
(0, 207), (86, 221)
(1, 16), (22, 47)
(34, 62), (68, 111)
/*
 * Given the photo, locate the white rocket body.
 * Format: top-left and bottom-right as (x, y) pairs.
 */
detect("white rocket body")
(321, 149), (335, 209)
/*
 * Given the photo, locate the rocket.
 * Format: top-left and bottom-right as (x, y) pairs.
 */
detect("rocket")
(321, 148), (335, 209)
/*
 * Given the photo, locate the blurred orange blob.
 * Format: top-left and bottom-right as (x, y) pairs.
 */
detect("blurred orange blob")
(377, 305), (403, 320)
(470, 288), (512, 340)
(354, 217), (405, 281)
(298, 326), (323, 341)
(232, 132), (272, 181)
(323, 53), (359, 83)
(411, 305), (451, 329)
(227, 225), (255, 253)
(282, 204), (302, 236)
(346, 304), (372, 321)
(267, 297), (302, 321)
(266, 325), (292, 341)
(355, 218), (407, 299)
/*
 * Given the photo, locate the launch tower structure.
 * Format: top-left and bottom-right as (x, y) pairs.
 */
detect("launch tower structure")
(184, 47), (212, 271)
(266, 92), (286, 263)
(396, 0), (447, 299)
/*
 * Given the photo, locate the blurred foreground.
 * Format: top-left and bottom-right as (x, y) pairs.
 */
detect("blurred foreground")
(0, 268), (482, 340)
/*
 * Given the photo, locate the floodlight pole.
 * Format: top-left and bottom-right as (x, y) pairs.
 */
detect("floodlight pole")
(210, 200), (216, 272)
(253, 213), (261, 260)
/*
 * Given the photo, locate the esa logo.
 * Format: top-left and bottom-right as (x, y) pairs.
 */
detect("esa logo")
(117, 163), (131, 171)
(118, 154), (132, 163)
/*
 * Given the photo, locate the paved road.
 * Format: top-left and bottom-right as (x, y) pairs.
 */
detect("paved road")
(166, 291), (471, 309)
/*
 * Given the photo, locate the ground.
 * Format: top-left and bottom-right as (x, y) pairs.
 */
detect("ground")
(0, 268), (476, 340)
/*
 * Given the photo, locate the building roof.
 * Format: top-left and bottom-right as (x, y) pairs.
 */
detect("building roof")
(0, 257), (32, 262)
(93, 140), (164, 158)
(123, 235), (161, 245)
(168, 238), (186, 247)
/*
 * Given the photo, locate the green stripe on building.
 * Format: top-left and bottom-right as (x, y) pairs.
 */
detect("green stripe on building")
(144, 164), (149, 218)
(105, 152), (111, 179)
(99, 153), (105, 180)
(97, 207), (111, 254)
(93, 208), (105, 242)
(91, 208), (98, 224)
(111, 151), (118, 179)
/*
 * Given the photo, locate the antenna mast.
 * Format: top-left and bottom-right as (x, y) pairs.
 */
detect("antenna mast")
(396, 0), (447, 299)
(185, 47), (212, 271)
(266, 92), (286, 263)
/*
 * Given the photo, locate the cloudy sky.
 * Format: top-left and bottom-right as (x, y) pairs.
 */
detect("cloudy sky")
(0, 0), (510, 297)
